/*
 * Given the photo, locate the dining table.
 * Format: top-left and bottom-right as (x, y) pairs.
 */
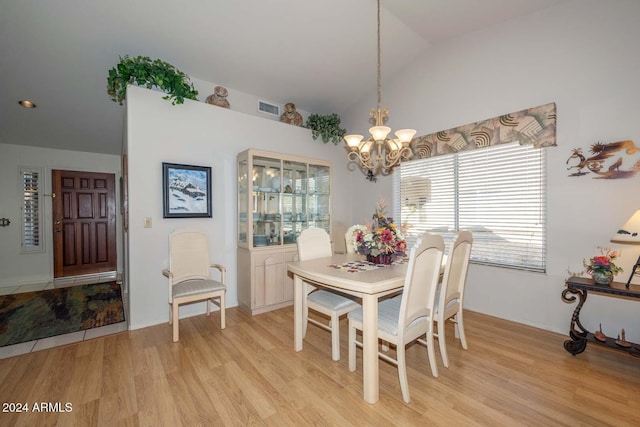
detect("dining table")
(288, 253), (436, 404)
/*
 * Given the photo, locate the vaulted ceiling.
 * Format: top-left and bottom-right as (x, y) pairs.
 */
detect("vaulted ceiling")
(0, 0), (566, 155)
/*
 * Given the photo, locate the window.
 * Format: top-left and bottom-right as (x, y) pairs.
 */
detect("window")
(394, 142), (546, 272)
(20, 167), (44, 253)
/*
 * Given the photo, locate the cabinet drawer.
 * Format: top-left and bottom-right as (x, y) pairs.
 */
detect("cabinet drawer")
(253, 251), (285, 267)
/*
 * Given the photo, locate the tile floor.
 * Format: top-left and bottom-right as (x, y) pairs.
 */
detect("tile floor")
(0, 272), (128, 359)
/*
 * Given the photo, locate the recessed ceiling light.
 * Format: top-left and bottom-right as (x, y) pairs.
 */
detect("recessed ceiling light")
(18, 100), (36, 108)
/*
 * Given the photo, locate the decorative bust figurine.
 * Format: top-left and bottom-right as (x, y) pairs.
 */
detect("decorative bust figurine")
(280, 102), (303, 126)
(205, 86), (230, 109)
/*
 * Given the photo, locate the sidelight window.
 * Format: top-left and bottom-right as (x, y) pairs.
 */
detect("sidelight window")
(20, 167), (44, 253)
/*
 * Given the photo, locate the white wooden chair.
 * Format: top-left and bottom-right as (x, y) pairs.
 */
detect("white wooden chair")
(348, 233), (444, 403)
(345, 224), (366, 254)
(298, 227), (360, 361)
(162, 227), (226, 342)
(332, 222), (348, 254)
(434, 230), (473, 367)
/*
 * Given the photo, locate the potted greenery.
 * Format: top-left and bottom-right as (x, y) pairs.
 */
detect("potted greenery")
(305, 113), (346, 145)
(107, 55), (199, 105)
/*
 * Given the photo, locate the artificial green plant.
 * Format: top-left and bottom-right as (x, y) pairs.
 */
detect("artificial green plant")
(305, 113), (347, 145)
(107, 55), (198, 105)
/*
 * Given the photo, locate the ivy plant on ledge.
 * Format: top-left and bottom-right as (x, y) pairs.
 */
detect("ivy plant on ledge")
(305, 113), (346, 145)
(107, 55), (199, 105)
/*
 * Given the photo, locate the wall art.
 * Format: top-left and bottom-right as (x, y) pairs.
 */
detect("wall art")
(162, 162), (212, 218)
(566, 140), (640, 179)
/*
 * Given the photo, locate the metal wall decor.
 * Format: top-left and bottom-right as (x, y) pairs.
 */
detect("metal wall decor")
(566, 140), (640, 179)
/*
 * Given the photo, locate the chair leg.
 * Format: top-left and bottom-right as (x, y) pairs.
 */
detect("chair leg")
(397, 344), (410, 403)
(169, 303), (173, 324)
(220, 294), (226, 330)
(348, 321), (356, 372)
(438, 317), (450, 368)
(426, 330), (439, 378)
(206, 298), (212, 316)
(331, 313), (340, 361)
(172, 303), (180, 342)
(456, 310), (468, 350)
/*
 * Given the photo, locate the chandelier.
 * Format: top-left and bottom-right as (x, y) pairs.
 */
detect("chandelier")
(344, 0), (416, 181)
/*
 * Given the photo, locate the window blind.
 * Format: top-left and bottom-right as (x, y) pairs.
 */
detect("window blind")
(394, 142), (546, 272)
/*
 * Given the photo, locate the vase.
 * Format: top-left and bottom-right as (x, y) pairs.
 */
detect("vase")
(592, 270), (613, 285)
(367, 253), (396, 265)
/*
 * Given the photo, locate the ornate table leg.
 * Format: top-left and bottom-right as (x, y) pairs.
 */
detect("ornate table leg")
(561, 287), (589, 355)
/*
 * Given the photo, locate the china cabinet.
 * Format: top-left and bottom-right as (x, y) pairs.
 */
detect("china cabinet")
(237, 149), (332, 315)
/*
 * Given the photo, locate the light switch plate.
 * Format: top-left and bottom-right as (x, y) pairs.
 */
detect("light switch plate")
(144, 217), (152, 228)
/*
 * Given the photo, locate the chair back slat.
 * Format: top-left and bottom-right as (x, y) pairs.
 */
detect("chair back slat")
(399, 234), (444, 333)
(345, 224), (366, 254)
(297, 227), (332, 261)
(440, 231), (473, 312)
(169, 228), (211, 283)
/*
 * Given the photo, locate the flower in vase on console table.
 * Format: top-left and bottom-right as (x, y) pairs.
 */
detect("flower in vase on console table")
(355, 199), (407, 265)
(583, 247), (623, 285)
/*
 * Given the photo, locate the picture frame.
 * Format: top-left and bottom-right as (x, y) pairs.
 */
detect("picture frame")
(162, 162), (212, 218)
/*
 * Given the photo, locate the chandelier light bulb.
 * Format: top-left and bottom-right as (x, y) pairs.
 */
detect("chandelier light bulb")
(344, 134), (364, 149)
(395, 129), (417, 143)
(370, 126), (391, 141)
(361, 140), (374, 154)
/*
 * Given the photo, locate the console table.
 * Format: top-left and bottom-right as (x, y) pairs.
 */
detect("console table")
(562, 276), (640, 356)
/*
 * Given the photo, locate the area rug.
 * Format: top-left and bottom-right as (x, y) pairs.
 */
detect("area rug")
(0, 281), (125, 347)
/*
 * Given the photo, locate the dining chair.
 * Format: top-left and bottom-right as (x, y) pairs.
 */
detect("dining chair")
(298, 226), (360, 361)
(345, 224), (366, 254)
(162, 227), (226, 342)
(332, 222), (348, 254)
(433, 230), (473, 367)
(347, 233), (444, 403)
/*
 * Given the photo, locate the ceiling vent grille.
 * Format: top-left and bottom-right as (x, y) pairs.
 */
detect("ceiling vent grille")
(258, 101), (280, 117)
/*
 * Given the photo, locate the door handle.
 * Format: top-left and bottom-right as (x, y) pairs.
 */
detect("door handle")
(55, 229), (63, 233)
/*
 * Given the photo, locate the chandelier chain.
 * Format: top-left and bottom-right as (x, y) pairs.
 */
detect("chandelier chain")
(376, 0), (382, 111)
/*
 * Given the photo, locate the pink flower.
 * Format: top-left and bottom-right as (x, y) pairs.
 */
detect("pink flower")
(379, 229), (394, 244)
(593, 256), (610, 267)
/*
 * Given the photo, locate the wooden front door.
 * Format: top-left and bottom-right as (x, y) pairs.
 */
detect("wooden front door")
(52, 170), (117, 278)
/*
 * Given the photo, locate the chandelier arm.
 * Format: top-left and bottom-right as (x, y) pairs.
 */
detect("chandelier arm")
(347, 150), (376, 171)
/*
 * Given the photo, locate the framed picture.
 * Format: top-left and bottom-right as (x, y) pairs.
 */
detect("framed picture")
(162, 162), (212, 218)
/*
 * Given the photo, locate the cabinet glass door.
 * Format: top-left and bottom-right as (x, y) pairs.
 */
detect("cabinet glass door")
(253, 156), (281, 247)
(238, 158), (249, 245)
(308, 164), (331, 234)
(282, 160), (307, 244)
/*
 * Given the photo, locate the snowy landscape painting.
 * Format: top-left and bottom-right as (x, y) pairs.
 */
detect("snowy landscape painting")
(162, 163), (212, 218)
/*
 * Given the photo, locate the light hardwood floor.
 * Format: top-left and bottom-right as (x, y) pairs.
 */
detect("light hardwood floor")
(1, 307), (639, 426)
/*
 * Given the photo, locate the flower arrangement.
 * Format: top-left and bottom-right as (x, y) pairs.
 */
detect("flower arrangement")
(355, 199), (407, 264)
(583, 247), (623, 284)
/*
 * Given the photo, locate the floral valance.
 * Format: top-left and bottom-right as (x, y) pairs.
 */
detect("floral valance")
(411, 102), (556, 159)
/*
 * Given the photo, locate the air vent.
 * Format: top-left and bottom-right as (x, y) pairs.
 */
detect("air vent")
(258, 100), (280, 117)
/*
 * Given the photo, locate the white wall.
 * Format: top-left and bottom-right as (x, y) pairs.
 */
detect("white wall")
(125, 85), (352, 329)
(190, 76), (313, 127)
(0, 143), (122, 286)
(342, 0), (640, 339)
